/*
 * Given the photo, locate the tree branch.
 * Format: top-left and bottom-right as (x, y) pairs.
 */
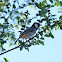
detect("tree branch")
(0, 33), (39, 55)
(0, 44), (21, 55)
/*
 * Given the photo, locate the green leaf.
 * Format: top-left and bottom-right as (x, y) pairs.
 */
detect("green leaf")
(10, 24), (13, 28)
(4, 57), (8, 62)
(55, 2), (59, 7)
(38, 40), (44, 45)
(0, 2), (3, 5)
(49, 32), (54, 38)
(22, 25), (25, 28)
(21, 14), (25, 20)
(9, 43), (12, 47)
(51, 35), (54, 38)
(20, 19), (24, 23)
(60, 24), (62, 29)
(4, 0), (10, 2)
(40, 37), (44, 40)
(37, 35), (39, 38)
(32, 0), (34, 2)
(59, 15), (62, 20)
(4, 11), (7, 13)
(35, 41), (39, 45)
(42, 1), (46, 7)
(60, 21), (62, 23)
(15, 25), (18, 28)
(24, 47), (29, 52)
(49, 0), (53, 3)
(19, 40), (22, 44)
(52, 15), (56, 16)
(16, 16), (20, 20)
(21, 28), (25, 30)
(51, 5), (55, 7)
(35, 2), (39, 8)
(39, 31), (43, 36)
(10, 15), (12, 19)
(53, 21), (57, 23)
(15, 11), (19, 14)
(29, 5), (32, 8)
(13, 4), (16, 9)
(20, 46), (23, 51)
(6, 32), (11, 37)
(11, 32), (16, 41)
(0, 14), (1, 16)
(0, 40), (6, 44)
(45, 34), (50, 37)
(55, 25), (59, 30)
(60, 1), (62, 6)
(40, 41), (44, 45)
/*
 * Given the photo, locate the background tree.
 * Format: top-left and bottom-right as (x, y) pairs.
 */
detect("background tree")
(0, 0), (62, 61)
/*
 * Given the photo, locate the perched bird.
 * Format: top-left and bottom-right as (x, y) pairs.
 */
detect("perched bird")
(15, 22), (40, 44)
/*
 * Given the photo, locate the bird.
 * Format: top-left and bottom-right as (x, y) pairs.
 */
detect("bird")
(14, 22), (40, 44)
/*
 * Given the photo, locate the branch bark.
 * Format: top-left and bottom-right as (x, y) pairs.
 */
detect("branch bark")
(0, 33), (39, 55)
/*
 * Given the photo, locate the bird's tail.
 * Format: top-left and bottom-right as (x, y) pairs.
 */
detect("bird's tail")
(14, 37), (20, 44)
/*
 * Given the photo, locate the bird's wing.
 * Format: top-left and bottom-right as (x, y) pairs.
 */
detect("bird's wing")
(23, 26), (35, 34)
(19, 27), (34, 37)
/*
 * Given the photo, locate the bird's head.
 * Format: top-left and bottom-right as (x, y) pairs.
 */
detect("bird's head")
(32, 22), (40, 30)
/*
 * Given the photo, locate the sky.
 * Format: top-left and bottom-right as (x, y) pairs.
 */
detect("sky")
(0, 0), (62, 62)
(0, 30), (62, 62)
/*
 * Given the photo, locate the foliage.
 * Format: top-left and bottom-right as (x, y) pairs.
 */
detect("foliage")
(0, 0), (62, 57)
(4, 57), (8, 62)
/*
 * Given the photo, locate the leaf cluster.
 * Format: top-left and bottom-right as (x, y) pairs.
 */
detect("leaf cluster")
(0, 0), (62, 56)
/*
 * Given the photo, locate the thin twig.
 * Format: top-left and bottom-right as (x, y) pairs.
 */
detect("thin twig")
(0, 45), (21, 55)
(0, 33), (39, 55)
